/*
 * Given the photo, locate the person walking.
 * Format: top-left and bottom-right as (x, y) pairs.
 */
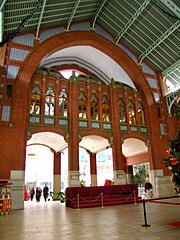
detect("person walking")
(29, 186), (35, 201)
(36, 187), (42, 202)
(43, 185), (49, 202)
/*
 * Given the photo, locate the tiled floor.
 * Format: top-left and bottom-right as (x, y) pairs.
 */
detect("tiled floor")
(0, 197), (179, 240)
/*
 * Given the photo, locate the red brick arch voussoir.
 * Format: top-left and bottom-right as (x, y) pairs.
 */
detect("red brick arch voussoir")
(122, 133), (148, 145)
(80, 130), (112, 142)
(29, 126), (67, 139)
(16, 31), (154, 108)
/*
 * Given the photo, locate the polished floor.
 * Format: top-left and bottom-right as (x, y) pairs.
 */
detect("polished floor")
(0, 197), (180, 240)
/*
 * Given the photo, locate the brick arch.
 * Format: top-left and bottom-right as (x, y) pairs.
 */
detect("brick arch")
(80, 130), (112, 141)
(27, 127), (68, 153)
(15, 31), (154, 108)
(122, 136), (149, 164)
(13, 30), (159, 153)
(79, 131), (112, 155)
(29, 127), (67, 138)
(27, 143), (55, 151)
(122, 133), (148, 145)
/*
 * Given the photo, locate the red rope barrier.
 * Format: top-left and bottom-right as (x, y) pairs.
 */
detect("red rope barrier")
(148, 199), (180, 205)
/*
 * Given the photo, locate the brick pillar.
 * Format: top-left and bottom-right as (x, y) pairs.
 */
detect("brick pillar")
(90, 153), (97, 186)
(124, 90), (129, 125)
(41, 73), (46, 124)
(68, 75), (80, 186)
(98, 81), (102, 127)
(86, 79), (91, 128)
(0, 43), (6, 67)
(53, 152), (61, 193)
(126, 165), (133, 184)
(55, 77), (60, 126)
(133, 91), (140, 133)
(109, 82), (126, 184)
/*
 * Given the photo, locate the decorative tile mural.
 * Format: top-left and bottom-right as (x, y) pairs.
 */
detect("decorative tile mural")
(2, 106), (10, 121)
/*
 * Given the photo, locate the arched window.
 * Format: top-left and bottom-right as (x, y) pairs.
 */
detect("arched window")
(79, 91), (87, 119)
(90, 93), (98, 120)
(138, 101), (145, 125)
(45, 87), (55, 116)
(118, 97), (126, 123)
(59, 88), (68, 117)
(128, 99), (136, 124)
(30, 86), (41, 115)
(102, 95), (110, 122)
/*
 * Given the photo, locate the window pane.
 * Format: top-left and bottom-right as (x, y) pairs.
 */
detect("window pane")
(45, 96), (54, 116)
(128, 100), (136, 124)
(119, 98), (126, 123)
(59, 88), (68, 117)
(90, 93), (98, 120)
(30, 93), (41, 114)
(79, 91), (87, 119)
(138, 101), (145, 125)
(102, 96), (110, 122)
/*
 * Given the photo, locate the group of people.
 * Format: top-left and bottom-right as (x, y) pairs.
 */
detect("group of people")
(29, 185), (49, 202)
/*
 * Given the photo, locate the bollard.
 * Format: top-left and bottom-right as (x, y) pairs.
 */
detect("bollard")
(101, 192), (104, 208)
(142, 199), (151, 227)
(134, 190), (136, 205)
(77, 194), (80, 210)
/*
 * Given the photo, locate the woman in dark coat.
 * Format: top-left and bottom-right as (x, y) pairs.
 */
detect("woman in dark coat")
(36, 187), (42, 202)
(43, 185), (49, 202)
(29, 186), (35, 201)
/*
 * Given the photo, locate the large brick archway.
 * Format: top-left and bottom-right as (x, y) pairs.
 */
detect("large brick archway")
(12, 30), (162, 169)
(12, 30), (160, 168)
(12, 31), (158, 133)
(15, 31), (154, 107)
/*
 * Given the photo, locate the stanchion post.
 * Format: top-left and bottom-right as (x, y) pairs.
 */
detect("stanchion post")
(142, 199), (150, 227)
(134, 190), (136, 205)
(77, 194), (80, 210)
(101, 192), (104, 208)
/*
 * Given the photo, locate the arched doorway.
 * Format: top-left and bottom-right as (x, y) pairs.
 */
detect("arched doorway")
(26, 131), (68, 194)
(122, 138), (149, 197)
(25, 145), (54, 196)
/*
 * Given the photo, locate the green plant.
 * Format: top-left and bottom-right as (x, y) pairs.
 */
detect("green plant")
(162, 130), (180, 193)
(50, 191), (66, 202)
(132, 164), (149, 184)
(59, 192), (66, 203)
(80, 179), (85, 187)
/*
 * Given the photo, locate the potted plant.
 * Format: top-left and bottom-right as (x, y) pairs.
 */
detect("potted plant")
(80, 179), (85, 187)
(59, 192), (66, 203)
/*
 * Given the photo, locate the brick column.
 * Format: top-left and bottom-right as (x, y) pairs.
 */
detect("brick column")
(53, 152), (61, 193)
(86, 79), (91, 128)
(68, 74), (80, 186)
(109, 81), (126, 184)
(124, 90), (129, 125)
(90, 153), (97, 186)
(55, 77), (60, 126)
(98, 81), (102, 127)
(41, 73), (46, 124)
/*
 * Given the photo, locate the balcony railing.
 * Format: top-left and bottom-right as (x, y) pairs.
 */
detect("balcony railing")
(28, 114), (148, 134)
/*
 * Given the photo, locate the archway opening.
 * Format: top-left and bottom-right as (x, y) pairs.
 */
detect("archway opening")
(122, 138), (149, 197)
(96, 148), (113, 186)
(25, 145), (54, 198)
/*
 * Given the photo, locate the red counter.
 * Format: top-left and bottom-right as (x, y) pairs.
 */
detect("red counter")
(65, 184), (139, 208)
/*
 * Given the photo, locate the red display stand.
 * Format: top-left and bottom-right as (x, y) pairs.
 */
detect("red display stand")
(0, 181), (12, 215)
(66, 184), (140, 209)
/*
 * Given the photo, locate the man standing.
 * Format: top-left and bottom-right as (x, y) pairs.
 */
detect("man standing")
(29, 186), (35, 201)
(43, 185), (49, 202)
